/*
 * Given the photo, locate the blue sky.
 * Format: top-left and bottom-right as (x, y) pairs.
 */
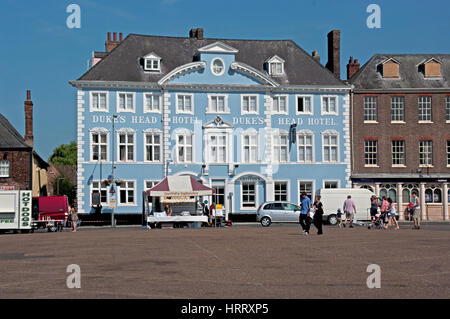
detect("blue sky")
(0, 0), (449, 160)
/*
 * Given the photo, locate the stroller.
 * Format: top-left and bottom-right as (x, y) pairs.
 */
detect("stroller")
(368, 212), (384, 229)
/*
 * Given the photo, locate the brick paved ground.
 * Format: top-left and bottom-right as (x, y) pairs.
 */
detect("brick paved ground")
(0, 224), (448, 299)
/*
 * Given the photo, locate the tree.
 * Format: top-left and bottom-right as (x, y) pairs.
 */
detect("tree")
(53, 174), (76, 204)
(48, 142), (77, 168)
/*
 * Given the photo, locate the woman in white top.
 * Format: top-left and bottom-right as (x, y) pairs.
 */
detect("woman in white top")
(387, 197), (399, 230)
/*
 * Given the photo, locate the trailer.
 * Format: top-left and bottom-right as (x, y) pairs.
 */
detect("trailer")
(0, 190), (68, 233)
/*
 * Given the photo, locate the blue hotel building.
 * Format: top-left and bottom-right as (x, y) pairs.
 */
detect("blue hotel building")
(70, 29), (351, 216)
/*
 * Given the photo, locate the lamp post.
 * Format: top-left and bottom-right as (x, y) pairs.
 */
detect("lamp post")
(111, 114), (118, 228)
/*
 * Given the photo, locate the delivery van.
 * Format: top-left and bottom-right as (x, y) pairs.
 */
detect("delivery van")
(315, 188), (373, 225)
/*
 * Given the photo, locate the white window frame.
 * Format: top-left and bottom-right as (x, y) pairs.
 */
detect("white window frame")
(269, 62), (284, 76)
(91, 180), (108, 206)
(207, 94), (229, 114)
(144, 58), (161, 72)
(211, 57), (225, 76)
(446, 96), (450, 123)
(144, 132), (162, 163)
(419, 140), (433, 167)
(90, 91), (109, 112)
(323, 180), (340, 189)
(392, 140), (406, 167)
(274, 180), (290, 202)
(176, 132), (194, 163)
(297, 132), (314, 163)
(296, 95), (314, 115)
(272, 133), (290, 163)
(391, 96), (405, 123)
(176, 93), (194, 115)
(240, 181), (258, 210)
(447, 140), (450, 167)
(241, 94), (259, 115)
(272, 95), (289, 114)
(322, 132), (339, 163)
(90, 130), (109, 162)
(116, 92), (136, 113)
(242, 132), (259, 164)
(418, 96), (432, 123)
(206, 133), (228, 164)
(364, 140), (378, 167)
(0, 160), (10, 178)
(143, 93), (162, 113)
(297, 180), (315, 205)
(363, 96), (377, 122)
(321, 95), (339, 116)
(117, 130), (136, 163)
(118, 180), (137, 207)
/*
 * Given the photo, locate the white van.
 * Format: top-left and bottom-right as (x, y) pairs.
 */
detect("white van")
(315, 188), (373, 225)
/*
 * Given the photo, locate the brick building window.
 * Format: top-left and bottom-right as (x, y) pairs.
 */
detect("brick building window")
(274, 182), (288, 201)
(419, 140), (433, 166)
(446, 96), (450, 121)
(392, 140), (406, 166)
(418, 96), (432, 122)
(391, 97), (404, 122)
(447, 140), (450, 166)
(144, 133), (161, 162)
(0, 160), (10, 178)
(364, 140), (378, 166)
(364, 97), (377, 121)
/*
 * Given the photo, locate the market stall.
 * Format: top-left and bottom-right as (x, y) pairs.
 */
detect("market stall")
(143, 176), (215, 228)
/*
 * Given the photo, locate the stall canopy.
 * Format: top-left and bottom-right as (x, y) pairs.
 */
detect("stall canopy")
(146, 176), (215, 197)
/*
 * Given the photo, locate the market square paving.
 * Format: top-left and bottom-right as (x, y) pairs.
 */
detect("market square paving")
(0, 224), (449, 299)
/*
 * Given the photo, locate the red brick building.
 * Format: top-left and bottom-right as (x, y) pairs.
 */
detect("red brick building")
(348, 55), (450, 221)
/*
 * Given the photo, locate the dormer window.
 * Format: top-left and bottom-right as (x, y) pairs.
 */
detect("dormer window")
(420, 58), (442, 78)
(379, 58), (400, 79)
(266, 55), (285, 76)
(143, 52), (161, 72)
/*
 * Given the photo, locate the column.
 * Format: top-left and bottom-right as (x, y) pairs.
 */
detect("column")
(266, 180), (274, 202)
(443, 183), (449, 221)
(375, 183), (380, 197)
(420, 182), (426, 220)
(397, 183), (404, 220)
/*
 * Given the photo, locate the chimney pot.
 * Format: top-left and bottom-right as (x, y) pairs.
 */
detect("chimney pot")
(113, 32), (117, 42)
(347, 56), (361, 80)
(108, 32), (111, 41)
(119, 33), (123, 41)
(27, 90), (31, 100)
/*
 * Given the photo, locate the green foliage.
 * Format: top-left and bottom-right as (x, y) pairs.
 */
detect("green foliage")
(53, 174), (76, 205)
(48, 142), (77, 168)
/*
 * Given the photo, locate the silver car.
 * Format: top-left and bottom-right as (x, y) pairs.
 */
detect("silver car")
(256, 201), (302, 227)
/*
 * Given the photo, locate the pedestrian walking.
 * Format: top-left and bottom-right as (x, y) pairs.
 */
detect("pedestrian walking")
(337, 209), (343, 228)
(380, 196), (389, 228)
(387, 198), (400, 230)
(299, 192), (312, 235)
(412, 192), (421, 229)
(69, 205), (78, 232)
(313, 195), (324, 235)
(370, 195), (378, 225)
(342, 195), (356, 228)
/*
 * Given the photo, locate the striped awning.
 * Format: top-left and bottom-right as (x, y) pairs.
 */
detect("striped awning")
(146, 176), (215, 197)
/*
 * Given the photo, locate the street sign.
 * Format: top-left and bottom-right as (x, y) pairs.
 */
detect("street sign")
(109, 185), (116, 194)
(109, 199), (116, 209)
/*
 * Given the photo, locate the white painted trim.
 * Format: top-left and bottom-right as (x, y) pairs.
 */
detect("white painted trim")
(241, 130), (259, 164)
(117, 179), (138, 207)
(272, 94), (289, 115)
(174, 130), (194, 163)
(89, 129), (110, 162)
(206, 94), (230, 114)
(241, 94), (259, 115)
(198, 41), (239, 54)
(297, 179), (316, 206)
(89, 91), (109, 113)
(240, 180), (259, 211)
(175, 93), (195, 115)
(322, 180), (340, 189)
(295, 94), (314, 115)
(296, 131), (315, 163)
(143, 131), (163, 163)
(116, 129), (137, 163)
(273, 179), (290, 202)
(230, 62), (279, 87)
(90, 180), (109, 206)
(143, 92), (162, 114)
(158, 61), (206, 85)
(321, 131), (340, 164)
(211, 57), (226, 76)
(320, 95), (339, 116)
(116, 91), (136, 113)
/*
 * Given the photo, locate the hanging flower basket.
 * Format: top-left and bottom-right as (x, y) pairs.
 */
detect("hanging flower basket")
(102, 179), (113, 186)
(114, 180), (123, 187)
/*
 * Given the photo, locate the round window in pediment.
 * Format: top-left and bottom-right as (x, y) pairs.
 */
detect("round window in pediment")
(211, 58), (225, 76)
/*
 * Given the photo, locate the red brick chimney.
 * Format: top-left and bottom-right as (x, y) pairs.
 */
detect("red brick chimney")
(326, 30), (341, 79)
(24, 90), (33, 148)
(189, 28), (204, 40)
(347, 56), (360, 80)
(105, 32), (123, 53)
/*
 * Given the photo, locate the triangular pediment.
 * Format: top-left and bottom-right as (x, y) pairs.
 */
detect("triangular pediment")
(143, 52), (161, 59)
(422, 57), (442, 65)
(265, 55), (285, 63)
(380, 57), (400, 65)
(198, 42), (239, 54)
(203, 116), (233, 129)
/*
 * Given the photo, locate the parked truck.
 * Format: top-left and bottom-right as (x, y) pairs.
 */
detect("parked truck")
(0, 190), (69, 233)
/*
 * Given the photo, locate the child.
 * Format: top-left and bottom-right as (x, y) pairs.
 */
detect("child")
(337, 208), (342, 228)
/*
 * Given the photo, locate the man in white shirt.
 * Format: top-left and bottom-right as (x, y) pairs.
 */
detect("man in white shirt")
(412, 193), (421, 229)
